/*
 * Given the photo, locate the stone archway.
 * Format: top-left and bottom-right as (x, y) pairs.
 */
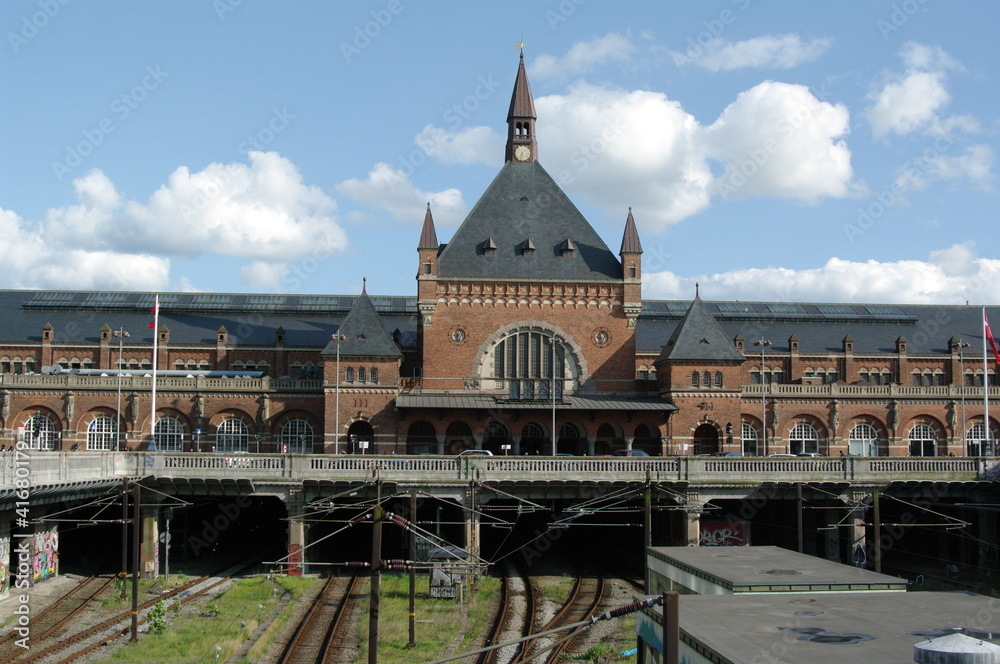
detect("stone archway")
(694, 423), (719, 455)
(347, 420), (375, 454)
(406, 420), (436, 455)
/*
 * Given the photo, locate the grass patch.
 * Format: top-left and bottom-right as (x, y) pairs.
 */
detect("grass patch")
(89, 575), (317, 664)
(354, 572), (501, 664)
(540, 573), (576, 608)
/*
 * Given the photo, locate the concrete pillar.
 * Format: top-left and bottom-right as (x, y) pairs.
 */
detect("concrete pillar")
(463, 488), (480, 560)
(286, 492), (306, 576)
(435, 434), (445, 455)
(586, 436), (596, 456)
(511, 435), (521, 456)
(625, 435), (635, 451)
(686, 507), (702, 546)
(141, 513), (159, 578)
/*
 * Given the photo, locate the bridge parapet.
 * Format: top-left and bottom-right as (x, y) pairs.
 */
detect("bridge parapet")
(0, 452), (994, 492)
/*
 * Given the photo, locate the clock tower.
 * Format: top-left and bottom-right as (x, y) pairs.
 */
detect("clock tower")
(505, 52), (538, 163)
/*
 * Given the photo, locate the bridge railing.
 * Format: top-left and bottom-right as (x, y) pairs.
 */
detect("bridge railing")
(0, 452), (995, 489)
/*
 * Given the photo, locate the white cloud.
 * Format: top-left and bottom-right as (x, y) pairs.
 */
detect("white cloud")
(531, 33), (636, 80)
(414, 125), (503, 166)
(866, 42), (974, 139)
(644, 243), (1000, 304)
(239, 261), (290, 291)
(673, 34), (833, 71)
(336, 162), (468, 227)
(893, 144), (994, 193)
(706, 81), (854, 201)
(536, 82), (713, 231)
(0, 152), (346, 291)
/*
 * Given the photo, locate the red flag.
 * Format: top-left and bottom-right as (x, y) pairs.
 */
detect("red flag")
(985, 310), (1000, 365)
(148, 299), (159, 329)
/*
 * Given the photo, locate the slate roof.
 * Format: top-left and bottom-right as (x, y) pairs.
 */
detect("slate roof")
(436, 161), (622, 281)
(418, 202), (438, 250)
(656, 295), (747, 363)
(321, 291), (402, 358)
(396, 393), (675, 412)
(620, 208), (643, 254)
(506, 53), (536, 121)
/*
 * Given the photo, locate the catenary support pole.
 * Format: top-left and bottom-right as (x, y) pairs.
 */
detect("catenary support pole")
(408, 488), (416, 648)
(131, 481), (140, 642)
(368, 478), (382, 664)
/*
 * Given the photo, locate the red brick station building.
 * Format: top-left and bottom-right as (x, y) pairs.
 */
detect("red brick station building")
(2, 56), (997, 460)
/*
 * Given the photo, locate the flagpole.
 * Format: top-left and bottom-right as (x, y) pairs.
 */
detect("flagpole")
(985, 307), (991, 456)
(151, 295), (159, 449)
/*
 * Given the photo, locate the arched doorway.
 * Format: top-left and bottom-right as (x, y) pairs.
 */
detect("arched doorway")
(483, 421), (511, 455)
(446, 421), (473, 454)
(558, 422), (584, 455)
(633, 424), (659, 455)
(596, 423), (622, 455)
(520, 422), (546, 455)
(694, 423), (719, 455)
(407, 420), (436, 455)
(347, 420), (375, 454)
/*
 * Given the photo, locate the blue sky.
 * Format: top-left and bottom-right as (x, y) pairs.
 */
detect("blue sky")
(1, 1), (997, 304)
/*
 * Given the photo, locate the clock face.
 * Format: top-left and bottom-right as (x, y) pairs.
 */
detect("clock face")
(514, 145), (531, 161)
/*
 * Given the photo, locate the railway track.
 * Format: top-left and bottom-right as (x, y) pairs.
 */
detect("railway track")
(277, 573), (362, 664)
(512, 567), (606, 664)
(0, 575), (115, 664)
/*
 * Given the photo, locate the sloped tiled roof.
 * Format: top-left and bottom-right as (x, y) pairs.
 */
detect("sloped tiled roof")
(656, 295), (746, 363)
(436, 162), (621, 281)
(506, 53), (536, 121)
(620, 208), (643, 254)
(321, 291), (402, 358)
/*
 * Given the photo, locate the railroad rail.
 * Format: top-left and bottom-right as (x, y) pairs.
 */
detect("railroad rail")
(277, 573), (362, 664)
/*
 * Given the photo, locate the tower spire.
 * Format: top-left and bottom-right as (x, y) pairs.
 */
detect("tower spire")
(505, 52), (538, 163)
(418, 202), (438, 250)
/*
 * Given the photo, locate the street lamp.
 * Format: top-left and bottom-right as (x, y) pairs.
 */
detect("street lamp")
(332, 333), (346, 454)
(112, 329), (130, 450)
(753, 338), (772, 456)
(954, 340), (971, 454)
(547, 336), (563, 456)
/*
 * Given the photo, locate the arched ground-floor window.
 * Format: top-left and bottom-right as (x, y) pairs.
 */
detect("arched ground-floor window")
(966, 422), (998, 456)
(520, 422), (547, 455)
(632, 423), (660, 455)
(407, 420), (437, 455)
(694, 423), (718, 455)
(742, 422), (759, 456)
(87, 415), (117, 451)
(154, 416), (184, 452)
(557, 422), (585, 455)
(445, 421), (473, 455)
(788, 423), (820, 455)
(908, 423), (938, 457)
(24, 413), (58, 450)
(216, 418), (249, 453)
(848, 423), (880, 457)
(483, 421), (511, 455)
(280, 419), (314, 454)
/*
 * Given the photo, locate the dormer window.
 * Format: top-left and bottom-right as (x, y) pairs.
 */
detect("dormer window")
(483, 237), (497, 256)
(560, 238), (575, 256)
(521, 238), (535, 256)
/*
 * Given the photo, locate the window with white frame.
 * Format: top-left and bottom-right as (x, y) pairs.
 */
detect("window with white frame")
(742, 422), (758, 456)
(280, 419), (314, 454)
(216, 418), (249, 453)
(154, 416), (184, 452)
(24, 414), (57, 450)
(491, 329), (567, 400)
(848, 422), (879, 456)
(788, 422), (819, 455)
(87, 415), (118, 451)
(908, 423), (937, 457)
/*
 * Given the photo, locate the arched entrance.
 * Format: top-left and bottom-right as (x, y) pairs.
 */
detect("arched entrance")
(347, 420), (375, 454)
(406, 420), (436, 455)
(446, 421), (473, 454)
(633, 424), (660, 455)
(694, 423), (719, 455)
(596, 423), (622, 455)
(483, 421), (511, 455)
(558, 422), (585, 455)
(520, 422), (546, 455)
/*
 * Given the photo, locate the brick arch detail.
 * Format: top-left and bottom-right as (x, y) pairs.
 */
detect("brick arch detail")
(470, 320), (589, 386)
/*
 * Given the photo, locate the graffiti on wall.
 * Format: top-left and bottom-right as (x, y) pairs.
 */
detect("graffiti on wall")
(699, 520), (749, 547)
(32, 528), (58, 583)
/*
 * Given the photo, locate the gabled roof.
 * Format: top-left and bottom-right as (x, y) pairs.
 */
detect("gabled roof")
(436, 161), (621, 281)
(620, 208), (643, 254)
(655, 294), (745, 363)
(321, 291), (401, 358)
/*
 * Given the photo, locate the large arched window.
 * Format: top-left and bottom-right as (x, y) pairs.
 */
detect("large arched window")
(788, 423), (819, 455)
(280, 419), (314, 454)
(87, 416), (117, 451)
(216, 418), (249, 453)
(25, 414), (57, 450)
(154, 416), (184, 452)
(908, 423), (938, 457)
(848, 423), (879, 457)
(492, 330), (566, 400)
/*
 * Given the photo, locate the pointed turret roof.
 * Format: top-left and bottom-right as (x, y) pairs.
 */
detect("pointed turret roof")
(620, 208), (643, 254)
(418, 202), (438, 250)
(655, 292), (746, 363)
(507, 53), (537, 121)
(321, 288), (401, 358)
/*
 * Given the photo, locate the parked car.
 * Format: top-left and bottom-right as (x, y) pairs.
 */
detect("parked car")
(613, 449), (650, 457)
(457, 449), (493, 456)
(796, 452), (823, 457)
